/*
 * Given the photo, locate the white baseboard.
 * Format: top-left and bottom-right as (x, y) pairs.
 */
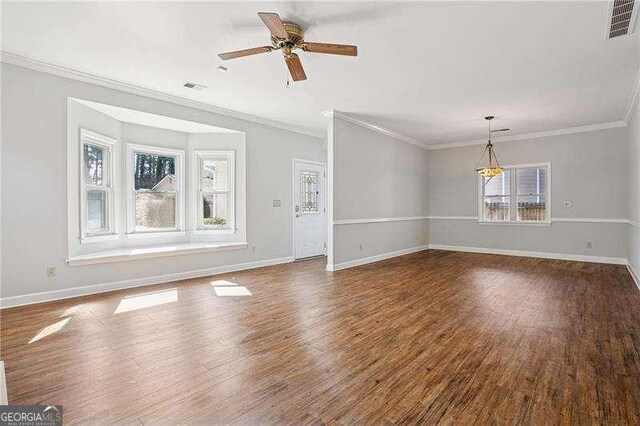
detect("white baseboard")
(627, 262), (640, 292)
(0, 361), (6, 405)
(428, 244), (627, 265)
(0, 256), (294, 309)
(326, 245), (429, 271)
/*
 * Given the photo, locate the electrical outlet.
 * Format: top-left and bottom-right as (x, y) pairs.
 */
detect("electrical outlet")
(415, 235), (419, 242)
(586, 241), (592, 250)
(564, 200), (573, 208)
(359, 244), (363, 251)
(47, 266), (56, 277)
(251, 245), (256, 253)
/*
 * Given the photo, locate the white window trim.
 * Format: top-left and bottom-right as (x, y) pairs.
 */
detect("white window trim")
(191, 149), (236, 235)
(79, 129), (118, 243)
(126, 143), (185, 236)
(477, 162), (552, 225)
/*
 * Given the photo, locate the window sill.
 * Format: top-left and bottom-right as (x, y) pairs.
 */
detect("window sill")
(80, 234), (119, 244)
(125, 231), (187, 240)
(192, 229), (236, 235)
(478, 221), (552, 226)
(67, 242), (248, 267)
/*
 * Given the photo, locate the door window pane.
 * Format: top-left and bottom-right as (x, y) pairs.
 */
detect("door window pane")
(83, 144), (105, 186)
(301, 171), (319, 214)
(86, 189), (107, 232)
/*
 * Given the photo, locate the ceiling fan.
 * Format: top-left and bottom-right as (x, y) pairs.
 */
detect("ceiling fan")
(218, 12), (358, 82)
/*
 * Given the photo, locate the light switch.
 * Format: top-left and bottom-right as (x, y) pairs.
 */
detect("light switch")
(272, 199), (281, 207)
(564, 200), (572, 208)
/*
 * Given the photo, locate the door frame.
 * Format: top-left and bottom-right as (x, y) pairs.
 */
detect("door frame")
(291, 158), (327, 260)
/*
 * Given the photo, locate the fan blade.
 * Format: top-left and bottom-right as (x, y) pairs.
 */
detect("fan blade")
(303, 42), (358, 56)
(218, 46), (273, 60)
(258, 12), (289, 39)
(285, 53), (307, 81)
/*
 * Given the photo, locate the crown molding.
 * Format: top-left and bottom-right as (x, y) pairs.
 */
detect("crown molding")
(324, 108), (629, 151)
(625, 69), (640, 125)
(426, 120), (628, 150)
(323, 109), (428, 150)
(0, 51), (325, 139)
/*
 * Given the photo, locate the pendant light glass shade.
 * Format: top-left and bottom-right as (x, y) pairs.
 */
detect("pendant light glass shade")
(476, 116), (503, 178)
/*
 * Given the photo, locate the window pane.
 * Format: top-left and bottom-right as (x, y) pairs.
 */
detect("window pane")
(86, 189), (107, 232)
(483, 170), (510, 196)
(483, 196), (510, 221)
(202, 193), (229, 227)
(482, 170), (510, 221)
(135, 192), (176, 230)
(83, 144), (105, 186)
(301, 171), (319, 214)
(201, 160), (228, 192)
(134, 153), (176, 190)
(517, 167), (546, 195)
(516, 167), (547, 221)
(517, 194), (548, 221)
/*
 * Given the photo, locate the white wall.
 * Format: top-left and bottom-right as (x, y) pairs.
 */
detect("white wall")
(428, 127), (629, 260)
(1, 63), (325, 302)
(328, 116), (429, 269)
(628, 89), (640, 279)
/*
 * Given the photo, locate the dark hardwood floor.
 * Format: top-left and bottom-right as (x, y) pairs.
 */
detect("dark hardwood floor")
(1, 250), (640, 424)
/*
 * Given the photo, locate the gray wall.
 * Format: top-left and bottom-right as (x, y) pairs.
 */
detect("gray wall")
(629, 95), (640, 276)
(329, 117), (429, 267)
(428, 128), (629, 259)
(1, 63), (325, 300)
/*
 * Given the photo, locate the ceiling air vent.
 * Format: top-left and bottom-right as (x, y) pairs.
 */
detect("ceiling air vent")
(183, 82), (206, 91)
(607, 0), (638, 39)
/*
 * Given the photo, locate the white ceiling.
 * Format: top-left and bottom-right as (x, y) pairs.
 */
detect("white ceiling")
(2, 1), (639, 145)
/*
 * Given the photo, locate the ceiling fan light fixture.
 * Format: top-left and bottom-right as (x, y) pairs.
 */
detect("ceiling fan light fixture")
(217, 12), (358, 83)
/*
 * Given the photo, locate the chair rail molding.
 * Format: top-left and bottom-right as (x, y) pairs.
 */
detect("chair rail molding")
(332, 216), (429, 225)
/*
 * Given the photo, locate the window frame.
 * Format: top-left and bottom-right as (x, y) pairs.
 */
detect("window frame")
(79, 129), (118, 242)
(126, 143), (185, 235)
(191, 150), (236, 234)
(478, 162), (552, 225)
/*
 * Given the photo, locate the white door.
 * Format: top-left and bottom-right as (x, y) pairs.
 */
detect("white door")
(293, 160), (326, 259)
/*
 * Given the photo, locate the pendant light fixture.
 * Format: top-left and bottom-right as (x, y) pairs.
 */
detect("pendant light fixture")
(475, 116), (504, 178)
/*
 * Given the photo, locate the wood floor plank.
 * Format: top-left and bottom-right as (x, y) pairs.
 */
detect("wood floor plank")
(2, 250), (640, 424)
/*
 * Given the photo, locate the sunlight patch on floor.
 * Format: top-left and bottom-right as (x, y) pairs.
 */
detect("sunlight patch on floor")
(210, 280), (252, 296)
(29, 317), (71, 344)
(114, 288), (178, 314)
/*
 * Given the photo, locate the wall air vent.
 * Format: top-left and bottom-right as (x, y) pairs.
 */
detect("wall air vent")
(183, 82), (207, 91)
(607, 0), (638, 39)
